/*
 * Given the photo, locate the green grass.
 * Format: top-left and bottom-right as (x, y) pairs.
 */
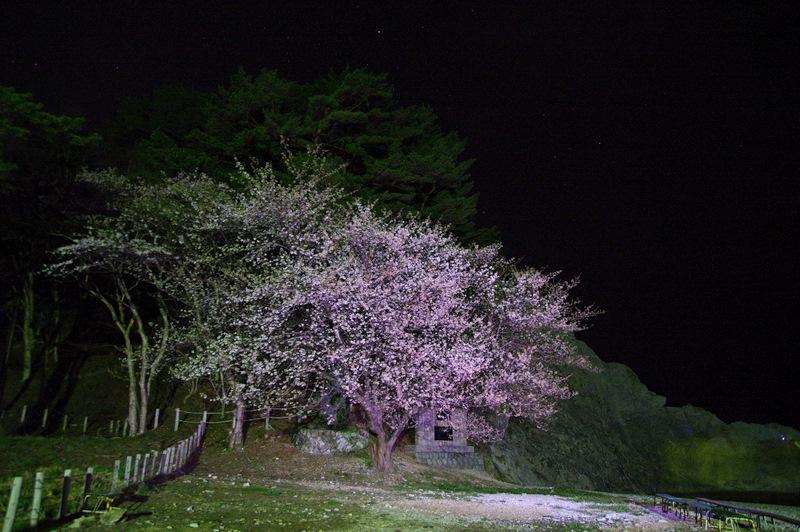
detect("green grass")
(0, 424), (695, 532)
(0, 422), (202, 530)
(55, 477), (609, 531)
(0, 423), (197, 477)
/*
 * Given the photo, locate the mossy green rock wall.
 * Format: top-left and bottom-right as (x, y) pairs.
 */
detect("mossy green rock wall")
(487, 342), (800, 494)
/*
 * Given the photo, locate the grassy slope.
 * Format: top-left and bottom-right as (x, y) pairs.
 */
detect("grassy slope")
(1, 424), (694, 532)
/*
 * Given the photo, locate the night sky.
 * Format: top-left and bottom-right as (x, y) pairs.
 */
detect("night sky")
(2, 3), (798, 428)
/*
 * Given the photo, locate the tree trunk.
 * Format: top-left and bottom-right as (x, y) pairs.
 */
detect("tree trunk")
(372, 430), (394, 473)
(137, 378), (149, 435)
(21, 273), (35, 382)
(226, 372), (245, 450)
(365, 407), (411, 474)
(124, 321), (139, 436)
(127, 372), (139, 436)
(229, 400), (245, 450)
(0, 301), (19, 411)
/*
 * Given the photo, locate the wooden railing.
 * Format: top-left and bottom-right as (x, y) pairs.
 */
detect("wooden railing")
(2, 418), (206, 531)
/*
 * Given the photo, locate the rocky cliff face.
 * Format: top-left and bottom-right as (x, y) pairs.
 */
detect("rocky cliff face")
(487, 342), (800, 494)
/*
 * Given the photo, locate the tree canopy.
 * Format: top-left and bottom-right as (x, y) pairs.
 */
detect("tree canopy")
(51, 150), (593, 469)
(108, 69), (496, 243)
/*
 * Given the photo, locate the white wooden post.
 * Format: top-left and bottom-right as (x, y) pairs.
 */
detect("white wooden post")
(174, 408), (181, 432)
(29, 471), (45, 526)
(153, 408), (160, 429)
(20, 405), (27, 423)
(111, 460), (121, 492)
(41, 408), (49, 428)
(133, 454), (141, 484)
(124, 456), (132, 487)
(59, 469), (72, 519)
(141, 454), (150, 483)
(62, 414), (69, 433)
(83, 416), (88, 435)
(158, 450), (167, 476)
(162, 448), (170, 474)
(2, 477), (23, 532)
(122, 419), (129, 437)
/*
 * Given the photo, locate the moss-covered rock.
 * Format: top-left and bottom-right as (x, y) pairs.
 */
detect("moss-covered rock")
(294, 428), (371, 455)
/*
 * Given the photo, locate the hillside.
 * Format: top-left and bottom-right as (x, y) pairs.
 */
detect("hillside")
(487, 342), (800, 497)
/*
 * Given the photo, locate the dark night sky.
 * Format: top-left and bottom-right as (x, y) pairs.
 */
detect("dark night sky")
(2, 3), (798, 428)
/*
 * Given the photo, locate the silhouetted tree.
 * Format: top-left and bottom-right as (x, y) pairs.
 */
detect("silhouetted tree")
(107, 70), (497, 243)
(0, 87), (101, 425)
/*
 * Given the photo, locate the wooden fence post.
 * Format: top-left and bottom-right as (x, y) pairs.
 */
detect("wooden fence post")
(141, 454), (150, 483)
(109, 420), (114, 437)
(174, 408), (180, 432)
(150, 450), (159, 478)
(112, 459), (121, 492)
(62, 414), (69, 433)
(20, 405), (27, 423)
(41, 408), (49, 429)
(83, 416), (88, 435)
(2, 476), (23, 532)
(163, 448), (171, 474)
(82, 467), (94, 513)
(29, 471), (45, 527)
(59, 469), (72, 520)
(122, 420), (129, 437)
(124, 455), (132, 487)
(153, 408), (160, 429)
(158, 450), (167, 476)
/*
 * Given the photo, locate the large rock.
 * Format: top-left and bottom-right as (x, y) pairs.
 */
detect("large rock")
(487, 341), (800, 494)
(294, 428), (371, 455)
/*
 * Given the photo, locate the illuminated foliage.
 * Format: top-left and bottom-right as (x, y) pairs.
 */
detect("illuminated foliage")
(50, 150), (591, 464)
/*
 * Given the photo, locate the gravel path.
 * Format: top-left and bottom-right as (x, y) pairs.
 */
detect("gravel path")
(390, 492), (696, 531)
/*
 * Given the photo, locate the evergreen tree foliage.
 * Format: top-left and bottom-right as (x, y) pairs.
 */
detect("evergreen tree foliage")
(0, 87), (101, 425)
(108, 69), (496, 243)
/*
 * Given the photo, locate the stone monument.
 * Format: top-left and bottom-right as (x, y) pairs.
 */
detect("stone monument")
(412, 409), (483, 470)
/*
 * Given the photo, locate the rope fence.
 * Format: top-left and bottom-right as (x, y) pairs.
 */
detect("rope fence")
(2, 402), (309, 439)
(0, 405), (168, 438)
(172, 406), (305, 432)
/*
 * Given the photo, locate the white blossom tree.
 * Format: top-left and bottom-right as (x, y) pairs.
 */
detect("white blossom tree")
(47, 170), (235, 435)
(168, 154), (350, 448)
